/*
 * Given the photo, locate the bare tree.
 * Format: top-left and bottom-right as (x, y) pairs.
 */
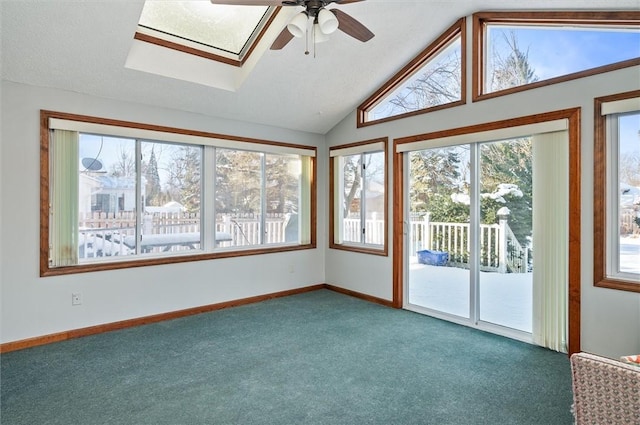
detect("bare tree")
(488, 31), (538, 92)
(109, 144), (135, 177)
(388, 50), (462, 114)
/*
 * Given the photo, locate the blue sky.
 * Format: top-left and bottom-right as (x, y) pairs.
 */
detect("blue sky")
(620, 112), (640, 156)
(488, 26), (640, 81)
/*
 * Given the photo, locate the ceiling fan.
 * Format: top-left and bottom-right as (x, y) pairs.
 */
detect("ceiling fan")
(210, 0), (374, 51)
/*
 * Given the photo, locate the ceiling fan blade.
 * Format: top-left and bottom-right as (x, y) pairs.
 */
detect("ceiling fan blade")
(270, 27), (295, 50)
(331, 9), (374, 42)
(210, 0), (284, 6)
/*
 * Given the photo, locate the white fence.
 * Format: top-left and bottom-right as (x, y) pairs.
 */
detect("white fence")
(408, 214), (527, 273)
(77, 212), (291, 258)
(78, 211), (529, 272)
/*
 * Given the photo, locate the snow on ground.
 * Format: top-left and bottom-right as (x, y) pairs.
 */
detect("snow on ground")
(620, 237), (640, 274)
(408, 260), (532, 333)
(407, 239), (639, 333)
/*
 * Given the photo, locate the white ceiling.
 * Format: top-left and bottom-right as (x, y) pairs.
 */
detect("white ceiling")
(2, 0), (637, 134)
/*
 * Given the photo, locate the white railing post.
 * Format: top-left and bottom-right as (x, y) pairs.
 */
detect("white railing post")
(143, 214), (153, 235)
(497, 207), (510, 274)
(223, 215), (232, 243)
(371, 212), (378, 244)
(423, 212), (431, 251)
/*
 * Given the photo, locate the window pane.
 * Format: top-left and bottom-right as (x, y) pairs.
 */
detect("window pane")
(78, 134), (137, 259)
(215, 149), (263, 247)
(139, 1), (269, 55)
(341, 154), (362, 244)
(618, 112), (640, 275)
(266, 154), (301, 244)
(141, 141), (202, 254)
(408, 146), (471, 318)
(363, 152), (385, 245)
(479, 138), (533, 332)
(368, 37), (462, 121)
(486, 25), (640, 93)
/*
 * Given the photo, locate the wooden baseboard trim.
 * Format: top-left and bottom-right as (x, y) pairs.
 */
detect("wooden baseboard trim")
(324, 284), (395, 308)
(0, 284), (325, 354)
(0, 284), (395, 353)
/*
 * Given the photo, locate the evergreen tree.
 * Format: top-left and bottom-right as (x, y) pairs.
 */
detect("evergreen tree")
(167, 146), (202, 213)
(489, 31), (539, 92)
(409, 148), (466, 217)
(144, 146), (162, 206)
(214, 149), (261, 215)
(480, 139), (532, 244)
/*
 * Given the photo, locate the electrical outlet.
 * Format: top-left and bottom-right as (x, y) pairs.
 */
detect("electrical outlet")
(289, 264), (295, 273)
(72, 293), (82, 306)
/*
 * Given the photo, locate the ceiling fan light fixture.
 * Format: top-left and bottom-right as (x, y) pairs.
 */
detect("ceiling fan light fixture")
(317, 9), (339, 34)
(313, 23), (329, 43)
(287, 12), (308, 38)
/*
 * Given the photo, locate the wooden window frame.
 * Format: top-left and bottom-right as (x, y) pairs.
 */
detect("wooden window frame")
(393, 108), (582, 355)
(356, 18), (466, 128)
(329, 138), (389, 256)
(134, 7), (281, 67)
(472, 11), (640, 102)
(594, 90), (640, 293)
(40, 110), (317, 277)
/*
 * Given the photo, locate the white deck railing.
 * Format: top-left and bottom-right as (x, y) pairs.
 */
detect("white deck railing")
(77, 211), (529, 272)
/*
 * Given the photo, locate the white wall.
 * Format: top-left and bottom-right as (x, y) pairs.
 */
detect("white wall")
(325, 65), (640, 358)
(2, 68), (639, 358)
(0, 81), (327, 344)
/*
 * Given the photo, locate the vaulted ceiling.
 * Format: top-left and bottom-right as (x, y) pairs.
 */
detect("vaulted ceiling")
(1, 0), (636, 134)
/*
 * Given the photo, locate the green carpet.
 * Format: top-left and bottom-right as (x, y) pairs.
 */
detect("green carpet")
(1, 290), (574, 424)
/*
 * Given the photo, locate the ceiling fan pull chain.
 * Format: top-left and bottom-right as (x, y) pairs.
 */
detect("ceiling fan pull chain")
(304, 21), (310, 55)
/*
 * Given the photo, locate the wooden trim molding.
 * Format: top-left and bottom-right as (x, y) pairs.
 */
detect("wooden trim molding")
(329, 138), (389, 256)
(0, 284), (394, 353)
(40, 110), (317, 277)
(593, 90), (640, 293)
(324, 284), (395, 308)
(357, 18), (466, 128)
(393, 108), (582, 355)
(392, 147), (404, 309)
(133, 7), (282, 67)
(472, 11), (640, 103)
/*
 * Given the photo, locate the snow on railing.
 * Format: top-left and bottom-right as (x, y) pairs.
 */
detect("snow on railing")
(77, 211), (529, 271)
(409, 212), (528, 273)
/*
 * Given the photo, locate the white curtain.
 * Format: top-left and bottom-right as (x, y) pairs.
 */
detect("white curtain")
(50, 129), (79, 267)
(532, 130), (569, 352)
(299, 155), (313, 245)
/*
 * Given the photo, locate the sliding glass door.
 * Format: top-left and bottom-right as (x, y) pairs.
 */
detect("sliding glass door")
(406, 131), (566, 344)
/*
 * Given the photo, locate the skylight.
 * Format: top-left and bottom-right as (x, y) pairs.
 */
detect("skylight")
(138, 1), (273, 60)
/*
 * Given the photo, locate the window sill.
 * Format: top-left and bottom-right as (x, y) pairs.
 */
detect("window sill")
(41, 243), (316, 277)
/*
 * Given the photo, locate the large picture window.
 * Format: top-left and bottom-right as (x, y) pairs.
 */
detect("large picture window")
(330, 138), (388, 255)
(594, 91), (640, 293)
(42, 111), (316, 276)
(473, 12), (640, 101)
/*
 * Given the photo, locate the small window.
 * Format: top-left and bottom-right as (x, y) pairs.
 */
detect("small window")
(473, 12), (640, 101)
(357, 19), (466, 127)
(594, 91), (640, 293)
(330, 138), (388, 255)
(42, 111), (316, 276)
